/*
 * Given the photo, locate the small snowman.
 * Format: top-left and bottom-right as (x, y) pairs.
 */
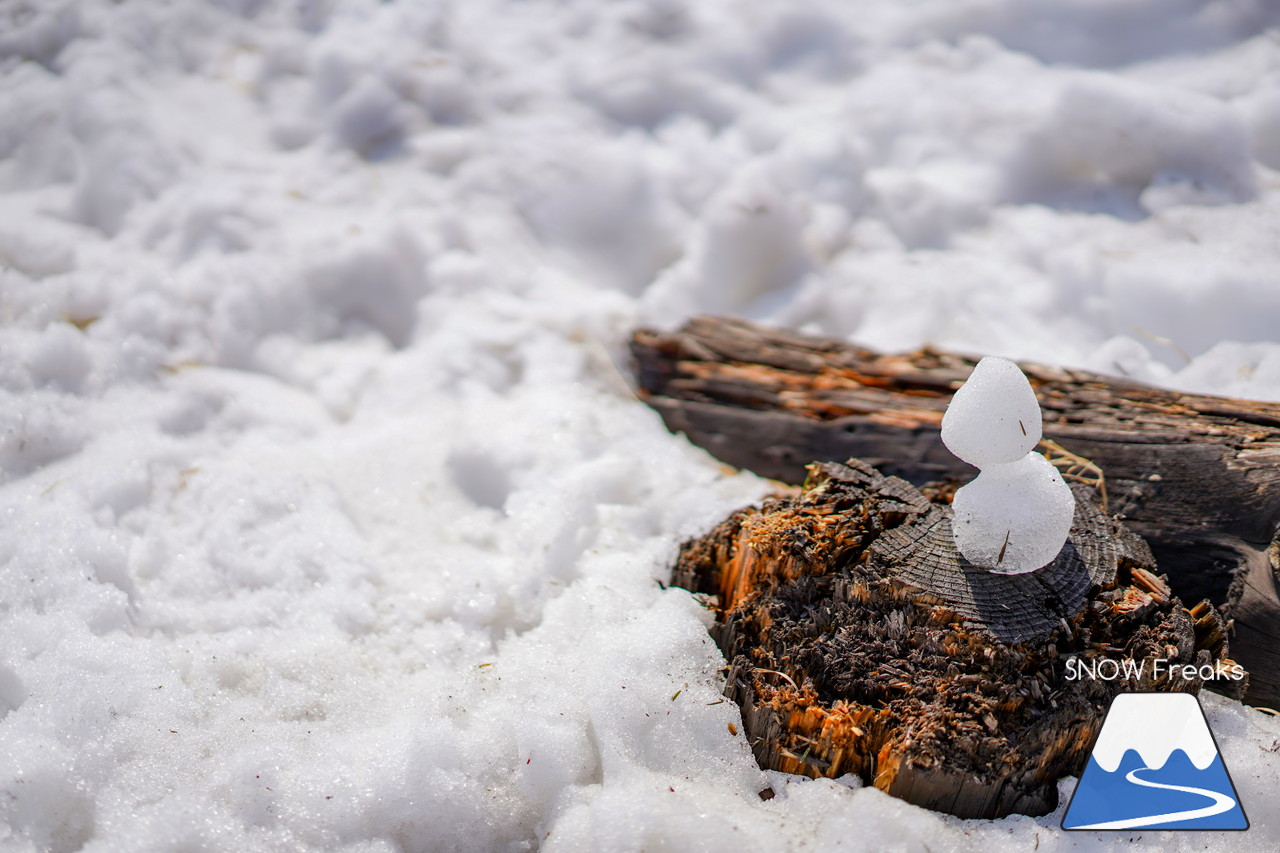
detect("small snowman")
(941, 356), (1075, 574)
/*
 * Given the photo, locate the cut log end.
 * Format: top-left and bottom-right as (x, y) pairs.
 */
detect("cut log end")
(675, 459), (1244, 820)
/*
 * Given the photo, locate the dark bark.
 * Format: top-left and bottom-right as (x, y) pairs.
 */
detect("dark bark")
(633, 315), (1280, 707)
(672, 460), (1242, 819)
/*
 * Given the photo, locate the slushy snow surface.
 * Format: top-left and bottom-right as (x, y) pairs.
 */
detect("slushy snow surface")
(5, 1), (1280, 851)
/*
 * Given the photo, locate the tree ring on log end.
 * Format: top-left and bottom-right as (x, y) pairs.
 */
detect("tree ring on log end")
(672, 457), (1245, 820)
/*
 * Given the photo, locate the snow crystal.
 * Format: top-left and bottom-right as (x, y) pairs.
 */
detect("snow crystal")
(951, 453), (1075, 575)
(941, 356), (1043, 468)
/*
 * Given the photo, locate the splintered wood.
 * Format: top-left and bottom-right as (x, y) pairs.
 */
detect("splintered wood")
(672, 459), (1244, 820)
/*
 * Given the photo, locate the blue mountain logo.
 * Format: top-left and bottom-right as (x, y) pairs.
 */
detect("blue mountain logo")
(1063, 692), (1247, 830)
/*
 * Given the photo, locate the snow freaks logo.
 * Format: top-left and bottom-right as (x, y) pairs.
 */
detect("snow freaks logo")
(1062, 693), (1248, 831)
(1064, 656), (1245, 683)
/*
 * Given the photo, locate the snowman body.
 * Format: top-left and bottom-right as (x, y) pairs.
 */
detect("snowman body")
(942, 357), (1075, 575)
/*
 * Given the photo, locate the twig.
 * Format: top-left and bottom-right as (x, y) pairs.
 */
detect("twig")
(1039, 439), (1108, 513)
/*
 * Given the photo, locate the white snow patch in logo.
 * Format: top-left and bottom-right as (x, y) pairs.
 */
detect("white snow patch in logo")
(1090, 692), (1217, 773)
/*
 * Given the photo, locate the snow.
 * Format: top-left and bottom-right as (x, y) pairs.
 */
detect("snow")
(5, 0), (1280, 851)
(942, 356), (1072, 573)
(941, 356), (1042, 468)
(951, 453), (1076, 574)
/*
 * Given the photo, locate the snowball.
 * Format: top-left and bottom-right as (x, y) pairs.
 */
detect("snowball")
(940, 356), (1042, 467)
(951, 453), (1075, 574)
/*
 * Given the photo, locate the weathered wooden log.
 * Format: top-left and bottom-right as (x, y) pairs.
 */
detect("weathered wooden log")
(633, 315), (1280, 707)
(673, 459), (1243, 819)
